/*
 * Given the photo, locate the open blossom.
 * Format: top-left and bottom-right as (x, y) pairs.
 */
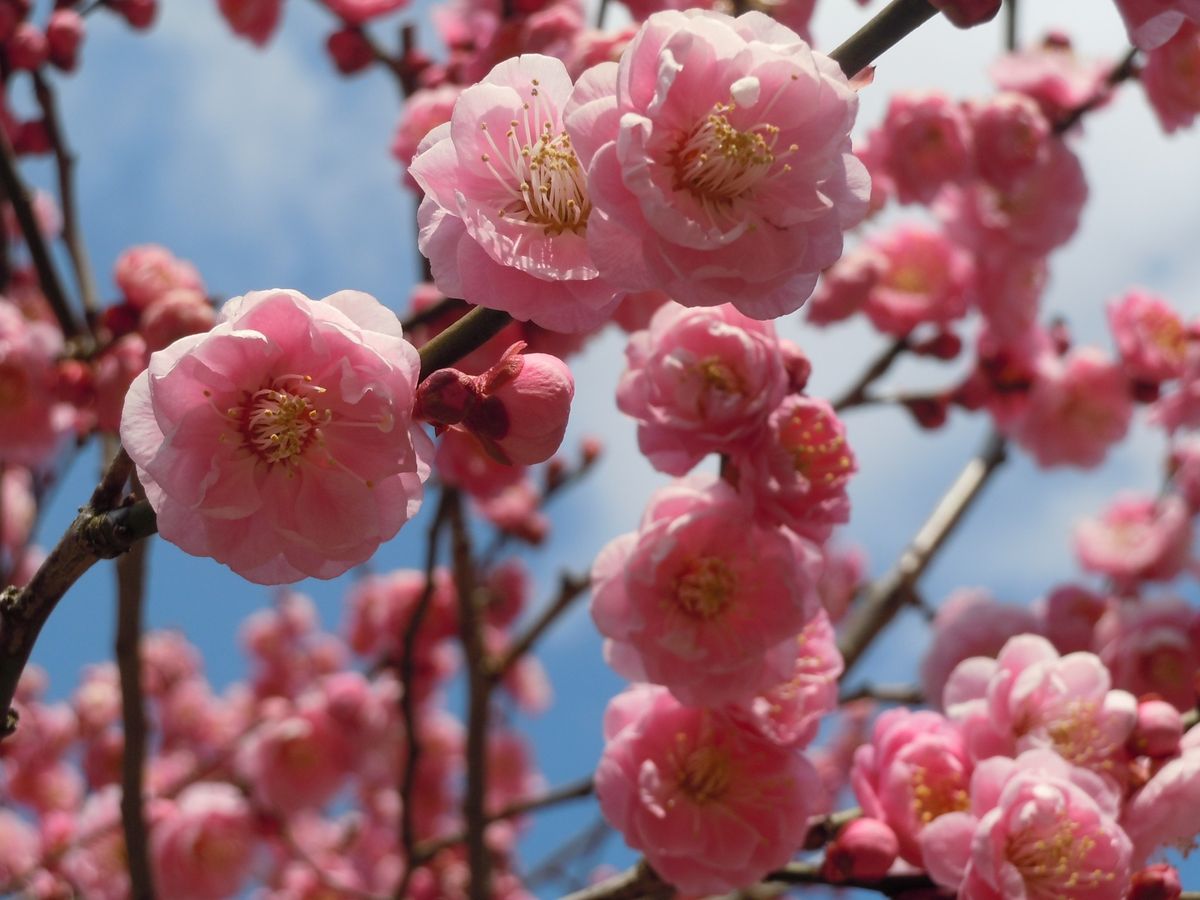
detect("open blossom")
(1122, 727), (1200, 865)
(0, 298), (74, 468)
(1108, 289), (1189, 383)
(944, 635), (1137, 777)
(860, 224), (973, 336)
(1075, 494), (1192, 587)
(1114, 0), (1200, 49)
(113, 244), (204, 310)
(120, 289), (432, 584)
(1034, 583), (1108, 654)
(410, 54), (620, 332)
(151, 783), (257, 900)
(1142, 21), (1200, 131)
(851, 708), (973, 865)
(920, 750), (1132, 899)
(616, 302), (787, 475)
(990, 33), (1110, 122)
(564, 9), (869, 318)
(968, 92), (1051, 191)
(590, 477), (821, 706)
(869, 91), (973, 205)
(595, 685), (822, 894)
(1095, 597), (1200, 711)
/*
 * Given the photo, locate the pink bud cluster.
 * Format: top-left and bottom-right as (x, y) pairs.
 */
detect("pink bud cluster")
(0, 581), (550, 898)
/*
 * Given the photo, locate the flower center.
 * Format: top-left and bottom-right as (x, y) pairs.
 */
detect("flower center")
(1041, 698), (1116, 773)
(673, 101), (789, 206)
(1145, 308), (1187, 365)
(675, 556), (736, 621)
(1006, 812), (1115, 898)
(696, 355), (745, 395)
(675, 743), (733, 805)
(910, 764), (969, 825)
(783, 409), (854, 487)
(232, 375), (330, 468)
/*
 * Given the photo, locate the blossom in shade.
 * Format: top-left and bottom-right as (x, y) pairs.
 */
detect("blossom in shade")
(1075, 494), (1192, 587)
(565, 9), (869, 318)
(391, 85), (463, 191)
(1142, 21), (1200, 131)
(851, 708), (973, 865)
(139, 289), (216, 352)
(0, 298), (74, 468)
(1113, 0), (1200, 50)
(1007, 346), (1133, 469)
(860, 224), (973, 336)
(1107, 289), (1189, 384)
(590, 476), (821, 706)
(870, 91), (973, 205)
(151, 783), (257, 900)
(595, 685), (822, 894)
(1033, 583), (1108, 654)
(920, 588), (1038, 709)
(920, 750), (1132, 899)
(616, 302), (788, 475)
(1094, 597), (1200, 712)
(120, 289), (432, 584)
(410, 54), (621, 332)
(727, 395), (855, 542)
(0, 810), (38, 884)
(943, 635), (1137, 777)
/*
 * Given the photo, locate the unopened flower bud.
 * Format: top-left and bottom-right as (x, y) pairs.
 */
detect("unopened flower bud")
(580, 435), (602, 466)
(46, 10), (84, 71)
(414, 367), (477, 426)
(904, 395), (949, 430)
(930, 0), (1001, 28)
(467, 344), (574, 466)
(110, 0), (157, 30)
(822, 818), (899, 882)
(326, 27), (373, 75)
(779, 338), (812, 393)
(7, 22), (46, 69)
(910, 331), (962, 360)
(1130, 864), (1182, 900)
(1130, 699), (1183, 758)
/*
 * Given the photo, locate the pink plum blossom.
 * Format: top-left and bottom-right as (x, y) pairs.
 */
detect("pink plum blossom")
(968, 92), (1051, 191)
(972, 247), (1047, 345)
(1034, 583), (1108, 654)
(822, 817), (899, 882)
(1113, 0), (1200, 49)
(435, 426), (527, 498)
(943, 635), (1138, 778)
(0, 298), (74, 468)
(1122, 730), (1200, 864)
(595, 685), (822, 894)
(391, 85), (463, 191)
(564, 9), (869, 318)
(151, 782), (257, 900)
(869, 91), (972, 205)
(616, 302), (788, 475)
(806, 243), (885, 326)
(1094, 597), (1200, 711)
(590, 476), (821, 706)
(1142, 21), (1200, 131)
(1153, 343), (1200, 432)
(990, 33), (1111, 123)
(1108, 289), (1189, 384)
(930, 0), (1000, 28)
(139, 288), (216, 352)
(113, 244), (204, 310)
(1007, 347), (1133, 469)
(410, 54), (621, 332)
(120, 288), (432, 584)
(861, 224), (973, 336)
(920, 750), (1133, 899)
(851, 708), (973, 865)
(1130, 699), (1183, 758)
(727, 395), (855, 542)
(1075, 494), (1192, 587)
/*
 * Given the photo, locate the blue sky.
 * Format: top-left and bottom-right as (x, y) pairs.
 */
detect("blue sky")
(14, 0), (1200, 895)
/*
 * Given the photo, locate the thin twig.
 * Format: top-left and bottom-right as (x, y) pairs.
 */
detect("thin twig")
(0, 126), (82, 339)
(828, 0), (938, 79)
(1004, 0), (1017, 51)
(838, 682), (925, 705)
(837, 428), (1008, 674)
(1053, 47), (1139, 135)
(832, 337), (909, 412)
(525, 816), (613, 890)
(447, 492), (492, 900)
(115, 508), (155, 899)
(561, 860), (673, 900)
(33, 72), (101, 317)
(488, 571), (589, 683)
(300, 0), (410, 91)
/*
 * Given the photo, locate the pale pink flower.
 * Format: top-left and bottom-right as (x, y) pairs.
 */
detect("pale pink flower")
(113, 244), (204, 310)
(920, 588), (1038, 709)
(120, 289), (432, 584)
(1131, 699), (1183, 758)
(968, 92), (1051, 191)
(1094, 597), (1200, 711)
(1153, 344), (1200, 432)
(944, 635), (1137, 778)
(0, 810), (38, 885)
(60, 788), (130, 900)
(391, 85), (463, 191)
(92, 332), (148, 433)
(151, 782), (257, 900)
(806, 243), (886, 326)
(1142, 21), (1200, 131)
(990, 33), (1111, 122)
(727, 396), (855, 542)
(139, 288), (215, 352)
(410, 54), (621, 332)
(920, 750), (1132, 899)
(474, 478), (549, 543)
(1075, 494), (1192, 587)
(1107, 289), (1189, 383)
(1114, 0), (1200, 50)
(0, 298), (74, 467)
(325, 0), (406, 23)
(861, 225), (973, 336)
(1007, 347), (1133, 469)
(562, 26), (637, 79)
(1122, 734), (1200, 864)
(851, 708), (973, 865)
(565, 9), (869, 318)
(726, 609), (842, 749)
(590, 477), (821, 706)
(871, 92), (973, 205)
(595, 685), (822, 894)
(1034, 583), (1108, 654)
(616, 302), (788, 475)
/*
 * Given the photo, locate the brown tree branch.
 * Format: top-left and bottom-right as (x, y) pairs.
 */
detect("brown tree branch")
(832, 338), (910, 412)
(828, 0), (938, 79)
(488, 571), (590, 683)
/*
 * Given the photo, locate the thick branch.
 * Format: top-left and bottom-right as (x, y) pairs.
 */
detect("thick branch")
(0, 125), (83, 339)
(828, 0), (938, 79)
(766, 862), (940, 895)
(562, 861), (674, 900)
(115, 529), (155, 899)
(837, 428), (1008, 673)
(839, 682), (925, 705)
(1053, 47), (1139, 134)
